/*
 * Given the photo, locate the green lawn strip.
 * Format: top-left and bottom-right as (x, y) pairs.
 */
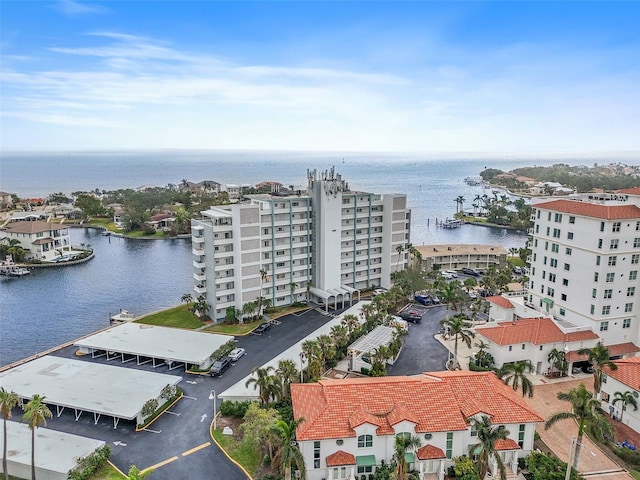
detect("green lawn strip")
(135, 304), (204, 329)
(91, 463), (125, 479)
(205, 320), (264, 335)
(87, 217), (121, 232)
(508, 257), (526, 267)
(212, 428), (261, 476)
(631, 470), (640, 480)
(124, 230), (166, 238)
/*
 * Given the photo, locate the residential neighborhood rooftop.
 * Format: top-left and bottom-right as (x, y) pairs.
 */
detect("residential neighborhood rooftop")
(477, 317), (599, 346)
(603, 357), (640, 389)
(1, 220), (67, 234)
(533, 199), (640, 220)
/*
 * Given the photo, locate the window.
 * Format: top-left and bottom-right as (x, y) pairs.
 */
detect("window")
(357, 466), (373, 475)
(590, 305), (595, 314)
(549, 273), (556, 282)
(518, 424), (526, 448)
(552, 243), (559, 253)
(544, 241), (549, 251)
(633, 254), (640, 265)
(594, 272), (599, 282)
(596, 256), (601, 266)
(637, 221), (640, 231)
(543, 256), (547, 265)
(564, 263), (570, 271)
(592, 289), (598, 298)
(613, 222), (621, 232)
(602, 306), (611, 315)
(553, 228), (561, 238)
(598, 239), (603, 249)
(604, 289), (613, 299)
(522, 344), (526, 350)
(547, 287), (555, 297)
(542, 271), (546, 280)
(634, 238), (640, 248)
(508, 346), (513, 351)
(568, 232), (574, 240)
(628, 287), (636, 297)
(610, 239), (619, 250)
(446, 432), (453, 459)
(606, 272), (615, 282)
(314, 441), (321, 468)
(555, 213), (563, 222)
(559, 308), (566, 316)
(566, 247), (572, 255)
(600, 222), (605, 232)
(550, 258), (558, 268)
(563, 278), (569, 286)
(608, 256), (617, 266)
(600, 321), (609, 331)
(630, 271), (638, 281)
(624, 318), (632, 329)
(625, 303), (633, 313)
(546, 227), (550, 236)
(358, 435), (373, 448)
(569, 216), (576, 224)
(561, 293), (567, 301)
(548, 212), (552, 221)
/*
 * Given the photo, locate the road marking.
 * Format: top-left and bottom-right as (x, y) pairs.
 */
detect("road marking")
(183, 395), (197, 400)
(165, 410), (181, 416)
(142, 428), (162, 434)
(142, 456), (178, 473)
(182, 442), (210, 457)
(186, 380), (198, 385)
(113, 441), (128, 447)
(200, 413), (208, 423)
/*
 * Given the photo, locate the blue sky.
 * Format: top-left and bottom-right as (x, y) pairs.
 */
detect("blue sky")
(2, 1), (639, 152)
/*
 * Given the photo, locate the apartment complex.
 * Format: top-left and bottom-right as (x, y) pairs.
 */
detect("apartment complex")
(527, 189), (640, 347)
(191, 168), (411, 321)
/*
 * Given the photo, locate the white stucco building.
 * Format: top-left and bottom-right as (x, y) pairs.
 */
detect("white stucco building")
(527, 190), (640, 350)
(191, 168), (411, 321)
(291, 371), (543, 480)
(1, 220), (72, 261)
(601, 357), (640, 434)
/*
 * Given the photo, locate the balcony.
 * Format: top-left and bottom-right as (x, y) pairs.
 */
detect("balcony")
(194, 284), (207, 294)
(192, 236), (205, 244)
(193, 260), (205, 269)
(192, 247), (205, 256)
(193, 272), (206, 282)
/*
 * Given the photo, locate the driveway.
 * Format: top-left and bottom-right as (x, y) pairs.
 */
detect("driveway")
(30, 308), (337, 479)
(388, 304), (450, 375)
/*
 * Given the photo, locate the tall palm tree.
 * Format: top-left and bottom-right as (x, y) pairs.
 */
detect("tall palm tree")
(245, 366), (279, 405)
(340, 314), (360, 338)
(301, 340), (323, 381)
(395, 244), (405, 272)
(330, 324), (350, 350)
(273, 419), (306, 480)
(22, 394), (52, 480)
(499, 360), (535, 398)
(393, 433), (422, 480)
(1, 388), (19, 480)
(612, 390), (638, 422)
(577, 342), (618, 397)
(547, 348), (568, 377)
(439, 313), (475, 370)
(470, 416), (509, 480)
(545, 383), (613, 470)
(438, 280), (465, 320)
(276, 359), (299, 401)
(258, 268), (269, 317)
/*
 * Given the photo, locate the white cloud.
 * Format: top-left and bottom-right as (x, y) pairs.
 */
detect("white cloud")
(54, 0), (108, 16)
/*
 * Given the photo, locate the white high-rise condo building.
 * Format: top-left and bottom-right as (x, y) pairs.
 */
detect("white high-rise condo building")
(191, 168), (411, 322)
(527, 187), (640, 349)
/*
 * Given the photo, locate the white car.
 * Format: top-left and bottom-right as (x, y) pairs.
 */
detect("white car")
(443, 270), (458, 278)
(228, 347), (246, 362)
(372, 288), (385, 297)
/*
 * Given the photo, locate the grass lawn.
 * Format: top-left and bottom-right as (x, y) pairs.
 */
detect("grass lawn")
(205, 320), (264, 335)
(135, 304), (205, 329)
(508, 257), (526, 267)
(212, 428), (261, 476)
(91, 463), (125, 479)
(125, 230), (165, 238)
(631, 470), (640, 480)
(87, 217), (121, 232)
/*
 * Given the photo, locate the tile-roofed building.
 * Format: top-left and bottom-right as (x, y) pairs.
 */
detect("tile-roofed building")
(534, 199), (640, 220)
(1, 221), (72, 262)
(566, 342), (640, 362)
(414, 244), (507, 272)
(476, 317), (599, 374)
(487, 295), (515, 310)
(601, 357), (640, 435)
(291, 372), (542, 480)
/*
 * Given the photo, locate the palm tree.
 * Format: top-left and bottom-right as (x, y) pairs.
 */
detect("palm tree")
(340, 314), (360, 338)
(22, 394), (52, 480)
(438, 280), (465, 320)
(258, 268), (269, 316)
(439, 313), (475, 370)
(125, 465), (153, 480)
(547, 348), (568, 377)
(612, 390), (638, 422)
(470, 416), (509, 480)
(395, 244), (404, 272)
(577, 342), (617, 397)
(545, 383), (613, 470)
(301, 340), (323, 381)
(245, 366), (279, 405)
(180, 293), (193, 304)
(290, 282), (298, 304)
(273, 419), (306, 480)
(315, 335), (336, 372)
(1, 388), (19, 480)
(276, 359), (299, 401)
(330, 324), (350, 349)
(393, 433), (422, 480)
(499, 360), (535, 398)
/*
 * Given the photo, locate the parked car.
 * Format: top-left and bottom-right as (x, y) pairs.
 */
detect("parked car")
(252, 322), (271, 335)
(372, 288), (386, 297)
(430, 295), (441, 304)
(228, 347), (246, 362)
(461, 267), (480, 276)
(443, 270), (458, 278)
(210, 356), (232, 376)
(442, 272), (454, 280)
(398, 310), (422, 323)
(512, 266), (523, 275)
(467, 291), (478, 299)
(414, 294), (432, 306)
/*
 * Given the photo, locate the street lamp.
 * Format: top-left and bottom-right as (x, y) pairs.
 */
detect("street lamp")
(565, 436), (576, 480)
(208, 389), (217, 430)
(299, 352), (305, 383)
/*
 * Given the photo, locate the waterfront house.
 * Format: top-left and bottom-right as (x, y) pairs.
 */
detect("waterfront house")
(1, 220), (72, 261)
(291, 371), (543, 480)
(414, 244), (507, 272)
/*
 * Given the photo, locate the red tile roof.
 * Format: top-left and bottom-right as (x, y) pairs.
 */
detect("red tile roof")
(534, 199), (640, 220)
(487, 296), (515, 309)
(603, 357), (640, 389)
(2, 221), (66, 234)
(291, 372), (543, 441)
(326, 451), (356, 466)
(416, 444), (446, 460)
(568, 343), (640, 362)
(616, 187), (640, 195)
(477, 318), (599, 346)
(495, 438), (521, 451)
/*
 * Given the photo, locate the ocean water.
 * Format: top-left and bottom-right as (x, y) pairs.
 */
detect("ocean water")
(0, 150), (626, 366)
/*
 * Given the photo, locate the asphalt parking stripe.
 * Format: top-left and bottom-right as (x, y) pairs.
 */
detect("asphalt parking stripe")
(142, 455), (179, 473)
(182, 442), (211, 456)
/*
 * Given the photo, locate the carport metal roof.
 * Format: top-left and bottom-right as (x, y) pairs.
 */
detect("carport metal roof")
(347, 325), (396, 355)
(0, 356), (182, 427)
(74, 322), (233, 369)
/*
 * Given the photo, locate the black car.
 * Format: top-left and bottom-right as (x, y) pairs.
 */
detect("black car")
(210, 356), (232, 376)
(398, 310), (422, 323)
(461, 267), (480, 276)
(252, 322), (271, 335)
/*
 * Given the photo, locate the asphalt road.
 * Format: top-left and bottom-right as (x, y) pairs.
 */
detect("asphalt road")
(37, 308), (337, 480)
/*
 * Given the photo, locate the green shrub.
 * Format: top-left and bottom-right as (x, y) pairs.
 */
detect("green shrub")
(613, 446), (640, 467)
(524, 452), (584, 480)
(210, 339), (237, 361)
(219, 400), (254, 418)
(67, 445), (111, 480)
(360, 367), (370, 375)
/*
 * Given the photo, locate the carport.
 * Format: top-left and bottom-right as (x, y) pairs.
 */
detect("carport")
(74, 322), (233, 371)
(310, 286), (361, 311)
(0, 356), (182, 428)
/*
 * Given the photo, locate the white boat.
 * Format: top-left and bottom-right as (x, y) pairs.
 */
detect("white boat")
(109, 309), (135, 324)
(0, 266), (31, 276)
